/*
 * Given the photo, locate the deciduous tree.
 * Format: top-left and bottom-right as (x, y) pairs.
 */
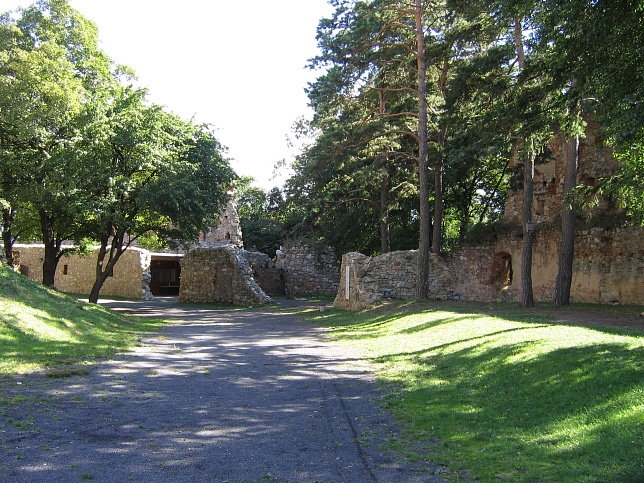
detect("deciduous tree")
(0, 0), (113, 286)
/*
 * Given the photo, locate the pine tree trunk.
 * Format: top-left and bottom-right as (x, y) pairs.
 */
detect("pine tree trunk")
(520, 144), (535, 308)
(432, 129), (446, 253)
(2, 207), (15, 267)
(514, 18), (534, 308)
(432, 164), (443, 253)
(415, 0), (430, 299)
(379, 167), (391, 254)
(554, 134), (579, 306)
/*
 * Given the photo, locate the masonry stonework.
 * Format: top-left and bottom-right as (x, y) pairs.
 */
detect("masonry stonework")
(504, 119), (620, 225)
(198, 200), (243, 249)
(334, 119), (643, 310)
(275, 242), (340, 296)
(334, 225), (644, 310)
(179, 247), (272, 306)
(13, 244), (152, 300)
(243, 250), (283, 296)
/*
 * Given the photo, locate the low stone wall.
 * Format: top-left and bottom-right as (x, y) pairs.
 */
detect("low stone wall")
(275, 242), (340, 296)
(334, 225), (644, 310)
(12, 244), (151, 300)
(333, 250), (455, 310)
(179, 247), (272, 306)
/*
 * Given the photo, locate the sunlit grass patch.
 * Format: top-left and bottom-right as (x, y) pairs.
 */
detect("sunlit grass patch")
(309, 302), (644, 482)
(0, 265), (166, 375)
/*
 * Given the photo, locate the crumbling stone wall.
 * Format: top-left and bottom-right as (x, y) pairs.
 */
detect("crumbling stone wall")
(334, 250), (454, 310)
(179, 247), (272, 305)
(275, 242), (340, 296)
(334, 251), (415, 310)
(334, 225), (644, 310)
(198, 200), (243, 249)
(244, 251), (282, 296)
(505, 119), (620, 225)
(12, 244), (152, 300)
(335, 117), (644, 310)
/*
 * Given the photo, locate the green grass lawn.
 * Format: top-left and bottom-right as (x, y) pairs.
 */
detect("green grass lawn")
(0, 265), (165, 375)
(308, 301), (644, 482)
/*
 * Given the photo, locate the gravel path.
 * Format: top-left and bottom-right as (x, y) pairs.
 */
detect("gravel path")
(0, 298), (444, 483)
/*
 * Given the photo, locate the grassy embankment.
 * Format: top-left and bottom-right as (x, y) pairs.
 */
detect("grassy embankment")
(308, 301), (644, 483)
(0, 264), (165, 375)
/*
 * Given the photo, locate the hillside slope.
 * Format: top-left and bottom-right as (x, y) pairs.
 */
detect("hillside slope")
(0, 265), (164, 374)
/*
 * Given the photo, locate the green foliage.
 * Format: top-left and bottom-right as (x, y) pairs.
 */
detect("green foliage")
(289, 0), (529, 254)
(288, 0), (436, 254)
(0, 0), (122, 284)
(0, 264), (164, 374)
(234, 176), (289, 255)
(75, 88), (235, 300)
(309, 302), (644, 482)
(0, 1), (235, 296)
(593, 138), (644, 225)
(288, 0), (644, 256)
(509, 0), (644, 223)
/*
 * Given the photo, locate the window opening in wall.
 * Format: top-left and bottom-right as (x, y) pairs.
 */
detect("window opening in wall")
(63, 264), (68, 275)
(489, 252), (513, 287)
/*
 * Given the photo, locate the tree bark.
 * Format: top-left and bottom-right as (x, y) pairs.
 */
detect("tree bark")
(432, 127), (446, 253)
(40, 211), (62, 288)
(514, 18), (526, 68)
(415, 0), (431, 299)
(520, 142), (535, 308)
(88, 231), (126, 303)
(42, 242), (60, 288)
(89, 268), (112, 304)
(2, 207), (15, 267)
(379, 166), (391, 254)
(431, 52), (450, 254)
(554, 134), (579, 306)
(514, 17), (535, 308)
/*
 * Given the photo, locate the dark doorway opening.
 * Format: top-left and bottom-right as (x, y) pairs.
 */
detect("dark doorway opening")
(150, 257), (182, 296)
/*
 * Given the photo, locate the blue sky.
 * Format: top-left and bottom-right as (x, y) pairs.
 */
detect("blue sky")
(1, 0), (333, 189)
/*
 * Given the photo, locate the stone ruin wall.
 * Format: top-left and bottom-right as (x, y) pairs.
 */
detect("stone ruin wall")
(504, 119), (620, 225)
(274, 242), (340, 297)
(179, 247), (272, 306)
(198, 200), (243, 249)
(7, 238), (340, 303)
(12, 244), (152, 300)
(243, 250), (283, 296)
(335, 118), (643, 310)
(178, 242), (339, 304)
(334, 225), (644, 310)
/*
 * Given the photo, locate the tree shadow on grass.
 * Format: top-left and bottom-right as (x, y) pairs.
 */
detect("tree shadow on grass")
(0, 303), (164, 373)
(386, 340), (644, 482)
